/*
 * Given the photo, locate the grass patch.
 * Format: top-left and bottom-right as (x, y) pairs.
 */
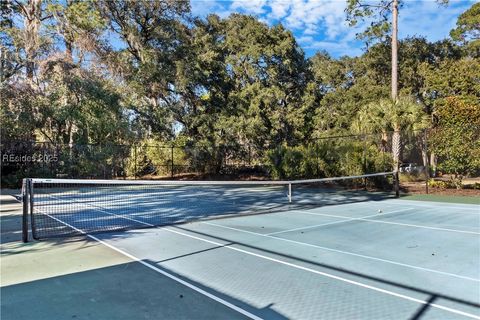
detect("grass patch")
(400, 194), (480, 205)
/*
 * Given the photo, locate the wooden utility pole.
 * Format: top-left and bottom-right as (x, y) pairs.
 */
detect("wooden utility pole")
(391, 0), (398, 101)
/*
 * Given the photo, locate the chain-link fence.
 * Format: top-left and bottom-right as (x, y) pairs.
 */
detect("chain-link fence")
(0, 141), (130, 186)
(2, 129), (479, 191)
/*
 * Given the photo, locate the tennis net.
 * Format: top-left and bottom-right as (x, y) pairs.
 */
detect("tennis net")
(22, 172), (398, 241)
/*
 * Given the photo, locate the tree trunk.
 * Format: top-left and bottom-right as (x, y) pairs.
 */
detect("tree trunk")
(65, 41), (73, 63)
(67, 121), (74, 160)
(392, 128), (401, 171)
(65, 0), (73, 63)
(430, 152), (437, 177)
(23, 0), (42, 83)
(381, 131), (388, 152)
(419, 133), (428, 167)
(1, 0), (14, 82)
(391, 0), (398, 101)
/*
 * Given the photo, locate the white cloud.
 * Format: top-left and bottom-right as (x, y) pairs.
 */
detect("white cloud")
(189, 0), (475, 57)
(231, 0), (268, 15)
(297, 35), (314, 43)
(279, 0), (348, 39)
(191, 0), (353, 40)
(398, 1), (467, 41)
(268, 0), (292, 19)
(190, 0), (232, 18)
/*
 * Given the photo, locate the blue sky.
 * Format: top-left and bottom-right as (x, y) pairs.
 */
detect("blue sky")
(191, 0), (477, 57)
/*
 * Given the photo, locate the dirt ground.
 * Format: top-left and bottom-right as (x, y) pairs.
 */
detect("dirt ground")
(401, 181), (480, 196)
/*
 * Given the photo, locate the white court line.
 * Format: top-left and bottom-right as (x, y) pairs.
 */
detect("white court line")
(266, 208), (414, 236)
(420, 206), (480, 216)
(28, 198), (480, 319)
(33, 195), (480, 283)
(30, 207), (262, 320)
(291, 210), (480, 236)
(202, 222), (480, 282)
(166, 227), (480, 320)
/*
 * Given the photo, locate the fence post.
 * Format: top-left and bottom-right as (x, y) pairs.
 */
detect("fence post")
(363, 134), (367, 188)
(288, 183), (292, 203)
(424, 129), (430, 194)
(171, 145), (174, 178)
(363, 134), (367, 173)
(134, 144), (137, 180)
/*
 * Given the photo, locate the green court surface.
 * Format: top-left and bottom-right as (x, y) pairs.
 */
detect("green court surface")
(1, 193), (479, 319)
(401, 194), (480, 205)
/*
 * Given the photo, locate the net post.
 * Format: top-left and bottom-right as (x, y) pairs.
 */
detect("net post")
(22, 179), (29, 243)
(288, 183), (292, 203)
(28, 179), (37, 239)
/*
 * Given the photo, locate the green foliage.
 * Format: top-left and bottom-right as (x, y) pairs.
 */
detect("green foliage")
(125, 143), (153, 177)
(310, 51), (388, 135)
(428, 179), (463, 190)
(450, 3), (480, 56)
(354, 96), (429, 134)
(430, 97), (480, 177)
(47, 0), (106, 51)
(266, 138), (392, 180)
(126, 138), (189, 177)
(420, 57), (480, 107)
(267, 145), (316, 180)
(345, 0), (393, 43)
(1, 1), (478, 184)
(95, 0), (191, 138)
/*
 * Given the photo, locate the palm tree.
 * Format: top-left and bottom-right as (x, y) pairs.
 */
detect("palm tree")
(353, 96), (430, 171)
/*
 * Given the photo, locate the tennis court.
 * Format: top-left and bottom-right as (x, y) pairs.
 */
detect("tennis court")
(3, 174), (480, 319)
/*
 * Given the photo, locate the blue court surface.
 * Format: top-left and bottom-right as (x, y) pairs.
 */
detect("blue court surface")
(20, 196), (480, 319)
(2, 188), (480, 320)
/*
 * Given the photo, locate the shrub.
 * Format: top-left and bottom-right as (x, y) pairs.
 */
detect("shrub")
(428, 178), (463, 189)
(125, 138), (189, 177)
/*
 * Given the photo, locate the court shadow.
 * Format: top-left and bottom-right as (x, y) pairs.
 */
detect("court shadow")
(1, 260), (287, 320)
(168, 225), (480, 319)
(28, 184), (394, 240)
(409, 295), (437, 320)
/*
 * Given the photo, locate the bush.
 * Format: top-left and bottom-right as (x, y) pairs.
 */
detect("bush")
(430, 97), (480, 177)
(428, 178), (463, 189)
(125, 138), (189, 177)
(265, 139), (393, 180)
(467, 182), (480, 190)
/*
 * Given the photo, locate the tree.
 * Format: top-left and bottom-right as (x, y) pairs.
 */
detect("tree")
(175, 14), (311, 172)
(13, 0), (54, 83)
(1, 0), (16, 83)
(345, 0), (400, 101)
(346, 0), (450, 172)
(420, 57), (480, 106)
(222, 15), (309, 147)
(47, 0), (106, 63)
(450, 2), (480, 57)
(353, 96), (429, 168)
(309, 50), (388, 136)
(1, 0), (132, 145)
(95, 0), (191, 139)
(430, 97), (480, 181)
